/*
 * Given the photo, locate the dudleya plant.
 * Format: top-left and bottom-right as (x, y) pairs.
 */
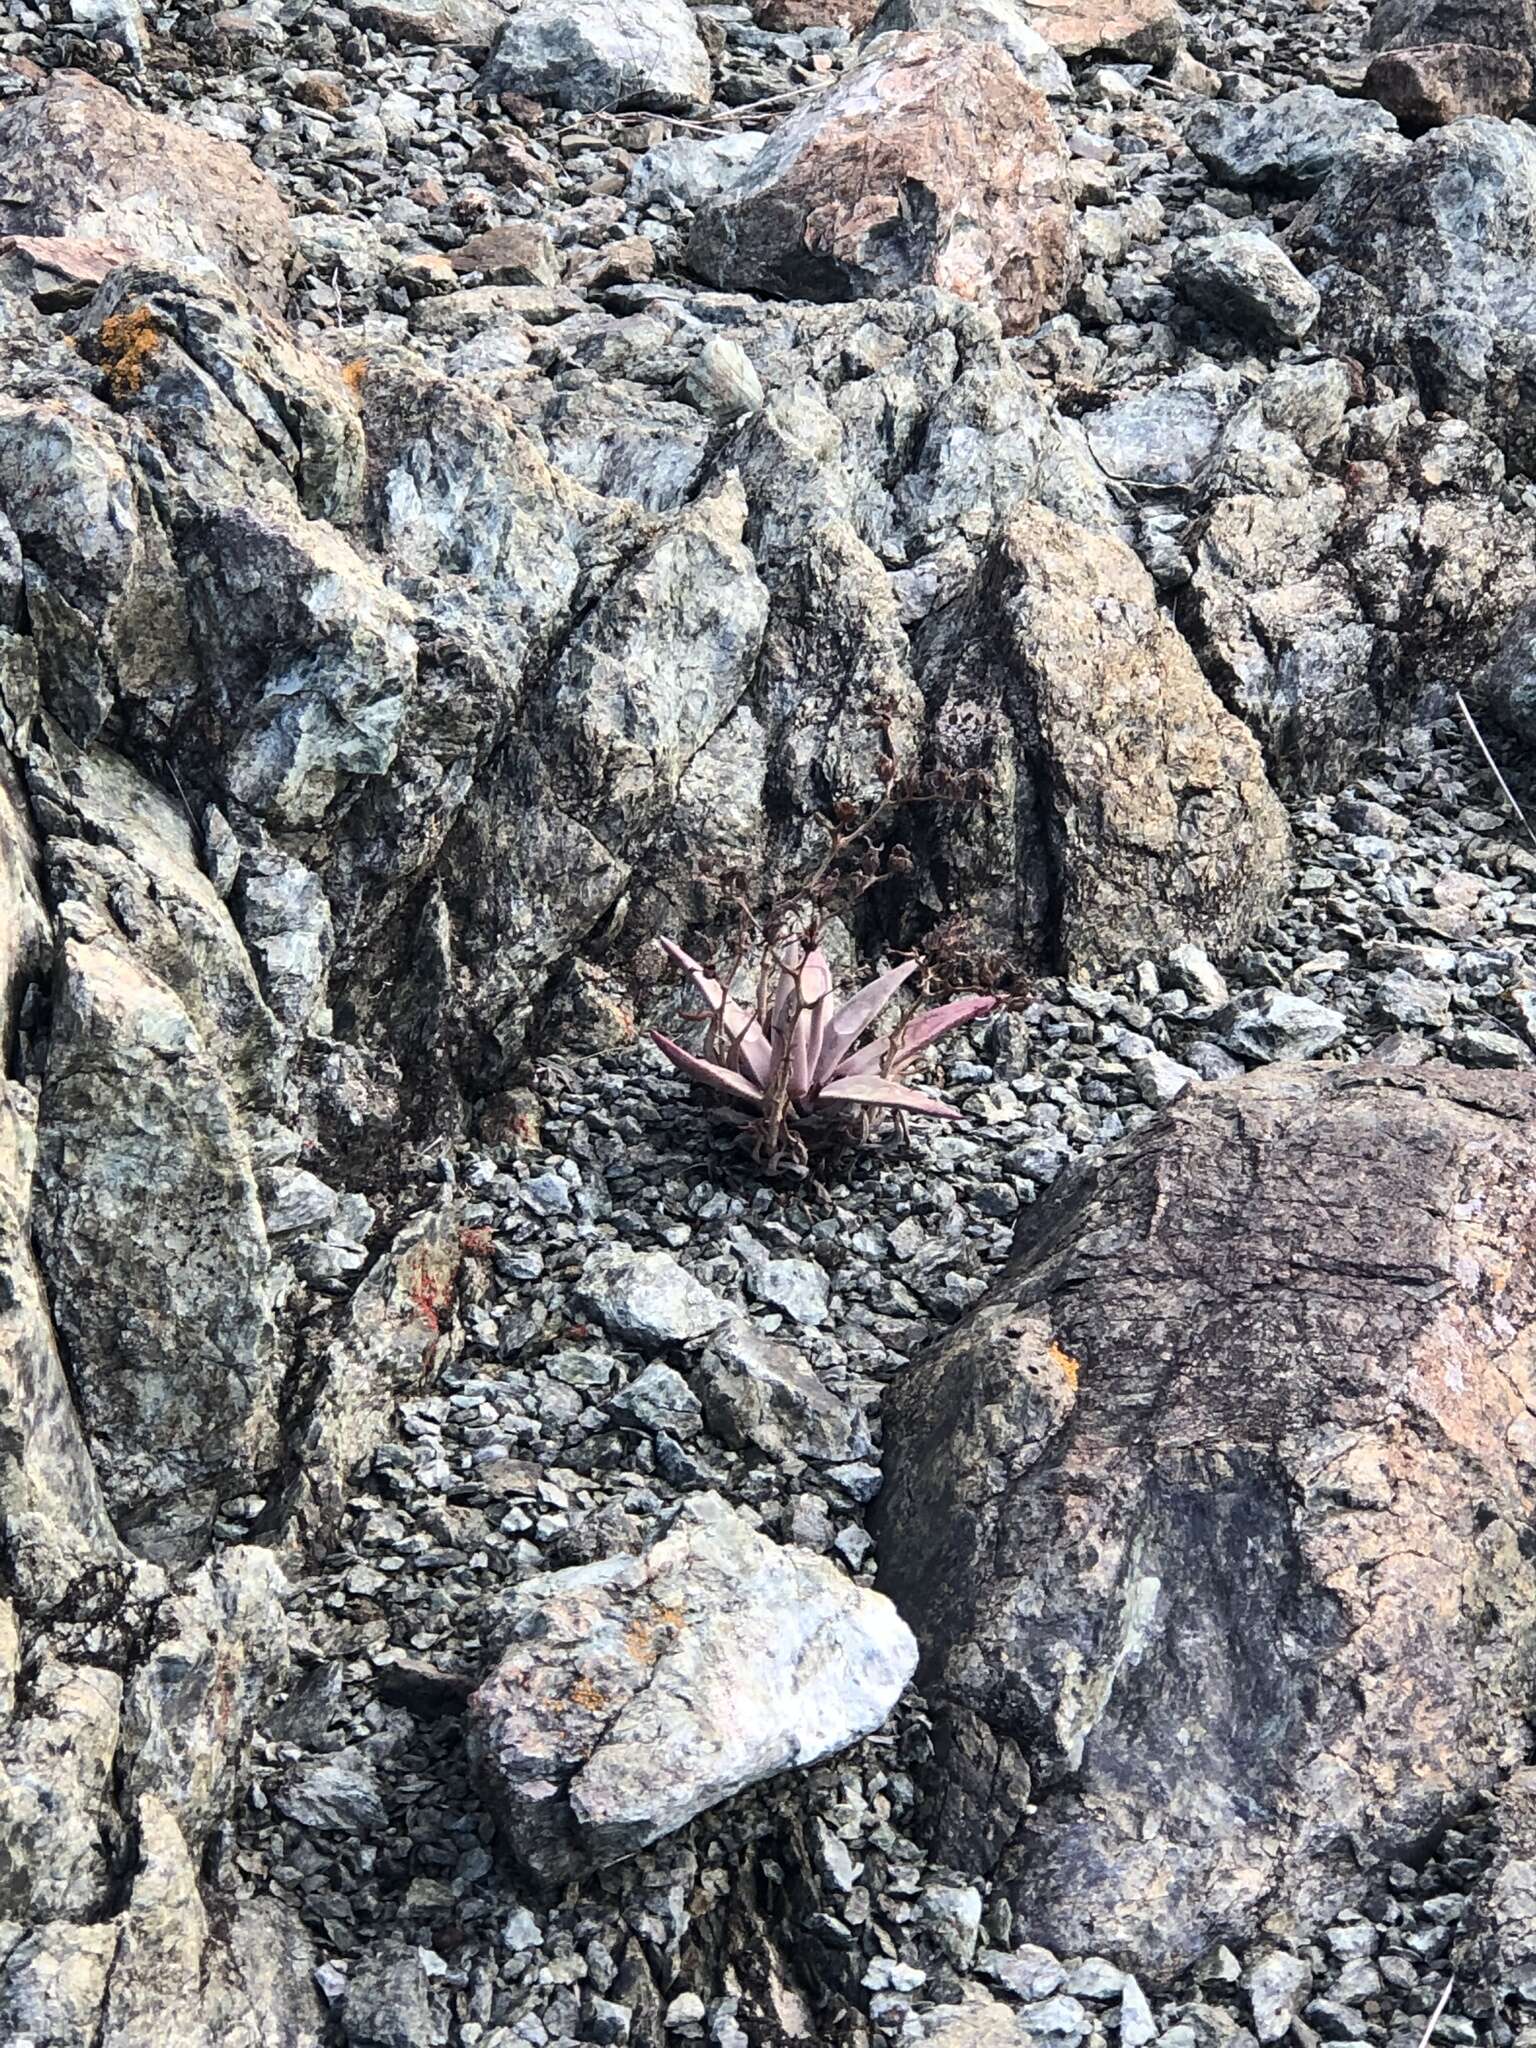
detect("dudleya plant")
(653, 935), (998, 1163)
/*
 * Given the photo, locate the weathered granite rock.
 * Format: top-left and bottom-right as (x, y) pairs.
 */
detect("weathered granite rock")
(1365, 41), (1534, 125)
(0, 74), (293, 310)
(0, 1081), (123, 1611)
(864, 0), (1072, 91)
(477, 0), (712, 113)
(1187, 85), (1397, 194)
(120, 1546), (290, 1846)
(698, 1322), (872, 1465)
(470, 1492), (917, 1880)
(575, 1245), (731, 1349)
(1296, 117), (1536, 475)
(689, 34), (1078, 337)
(32, 931), (277, 1562)
(1173, 230), (1320, 345)
(917, 503), (1290, 977)
(0, 1655), (122, 1919)
(878, 1064), (1536, 1975)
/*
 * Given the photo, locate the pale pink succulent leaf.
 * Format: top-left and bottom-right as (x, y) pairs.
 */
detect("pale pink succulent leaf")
(651, 1031), (765, 1106)
(797, 947), (833, 1005)
(659, 937), (773, 1084)
(817, 959), (920, 1079)
(890, 994), (1000, 1066)
(802, 988), (833, 1089)
(817, 1073), (964, 1118)
(829, 1034), (890, 1079)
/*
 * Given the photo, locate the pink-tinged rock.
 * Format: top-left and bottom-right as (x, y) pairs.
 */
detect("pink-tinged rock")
(1364, 40), (1533, 126)
(688, 32), (1078, 338)
(1010, 0), (1183, 58)
(753, 0), (877, 28)
(0, 73), (293, 310)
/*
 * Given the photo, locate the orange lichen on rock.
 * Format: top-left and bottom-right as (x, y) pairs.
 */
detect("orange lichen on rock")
(1048, 1338), (1081, 1388)
(97, 305), (163, 401)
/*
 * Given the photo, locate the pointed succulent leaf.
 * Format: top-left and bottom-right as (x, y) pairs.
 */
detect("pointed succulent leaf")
(659, 937), (773, 1085)
(817, 959), (920, 1081)
(651, 1031), (765, 1107)
(890, 994), (1000, 1068)
(817, 1072), (963, 1118)
(828, 1034), (890, 1080)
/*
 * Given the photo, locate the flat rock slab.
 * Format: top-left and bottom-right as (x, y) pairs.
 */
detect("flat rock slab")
(469, 1492), (917, 1881)
(877, 1063), (1536, 1977)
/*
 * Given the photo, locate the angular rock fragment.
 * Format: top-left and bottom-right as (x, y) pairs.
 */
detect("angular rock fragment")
(0, 74), (293, 309)
(866, 0), (1072, 90)
(698, 1322), (872, 1465)
(120, 1546), (291, 1845)
(575, 1244), (731, 1349)
(0, 1656), (121, 1919)
(32, 932), (278, 1561)
(470, 1493), (917, 1880)
(689, 33), (1078, 337)
(477, 0), (712, 113)
(1173, 230), (1320, 346)
(878, 1064), (1536, 1975)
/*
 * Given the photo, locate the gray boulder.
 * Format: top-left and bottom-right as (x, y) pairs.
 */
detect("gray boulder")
(877, 1063), (1536, 1975)
(574, 1244), (732, 1349)
(626, 132), (768, 209)
(1186, 85), (1397, 194)
(470, 1492), (917, 1880)
(1216, 988), (1347, 1060)
(1173, 230), (1320, 346)
(1296, 116), (1536, 476)
(698, 1321), (873, 1465)
(477, 0), (712, 113)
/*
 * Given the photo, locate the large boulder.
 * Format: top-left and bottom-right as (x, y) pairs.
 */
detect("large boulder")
(469, 1492), (917, 1882)
(689, 33), (1078, 338)
(0, 74), (293, 311)
(1294, 117), (1536, 476)
(476, 0), (712, 113)
(916, 503), (1290, 976)
(877, 1063), (1536, 1977)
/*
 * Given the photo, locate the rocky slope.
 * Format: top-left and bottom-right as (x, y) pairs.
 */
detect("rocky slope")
(4, 0), (1536, 2040)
